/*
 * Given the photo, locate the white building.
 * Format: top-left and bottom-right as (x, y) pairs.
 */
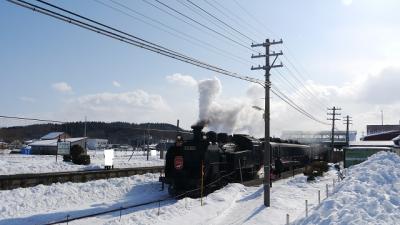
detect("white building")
(86, 139), (108, 150)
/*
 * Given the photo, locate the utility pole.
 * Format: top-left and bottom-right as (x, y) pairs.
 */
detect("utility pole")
(381, 110), (384, 126)
(343, 115), (353, 146)
(146, 124), (150, 161)
(251, 38), (283, 207)
(327, 107), (341, 162)
(84, 116), (87, 137)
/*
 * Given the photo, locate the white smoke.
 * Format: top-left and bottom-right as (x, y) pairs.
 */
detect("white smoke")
(198, 77), (221, 121)
(197, 77), (264, 135)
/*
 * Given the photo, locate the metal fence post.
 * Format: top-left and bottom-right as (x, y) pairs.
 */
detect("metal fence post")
(286, 214), (290, 225)
(326, 184), (328, 198)
(238, 159), (243, 183)
(318, 190), (321, 204)
(305, 200), (308, 217)
(158, 201), (161, 216)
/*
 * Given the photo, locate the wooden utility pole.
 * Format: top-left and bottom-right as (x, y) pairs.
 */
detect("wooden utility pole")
(343, 115), (353, 146)
(251, 38), (283, 207)
(327, 107), (341, 161)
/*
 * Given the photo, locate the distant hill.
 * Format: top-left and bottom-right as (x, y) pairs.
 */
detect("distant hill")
(0, 122), (190, 145)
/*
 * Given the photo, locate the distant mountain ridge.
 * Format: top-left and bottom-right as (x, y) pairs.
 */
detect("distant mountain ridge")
(0, 122), (187, 145)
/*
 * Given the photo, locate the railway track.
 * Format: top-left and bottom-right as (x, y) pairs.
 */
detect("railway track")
(0, 166), (164, 190)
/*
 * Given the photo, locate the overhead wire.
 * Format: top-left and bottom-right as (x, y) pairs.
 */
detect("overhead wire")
(231, 0), (330, 109)
(14, 0), (263, 85)
(151, 0), (261, 55)
(175, 0), (251, 45)
(205, 0), (264, 40)
(94, 0), (252, 66)
(0, 115), (64, 124)
(183, 0), (256, 43)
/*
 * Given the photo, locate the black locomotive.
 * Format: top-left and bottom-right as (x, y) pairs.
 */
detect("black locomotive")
(160, 125), (315, 196)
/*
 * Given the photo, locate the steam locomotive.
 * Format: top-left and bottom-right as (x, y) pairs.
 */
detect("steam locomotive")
(160, 125), (319, 196)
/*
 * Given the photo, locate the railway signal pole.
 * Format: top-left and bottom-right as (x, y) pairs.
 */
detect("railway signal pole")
(343, 115), (353, 146)
(327, 107), (341, 161)
(251, 39), (283, 207)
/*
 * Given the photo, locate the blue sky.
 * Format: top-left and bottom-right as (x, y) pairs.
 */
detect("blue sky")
(1, 0), (400, 136)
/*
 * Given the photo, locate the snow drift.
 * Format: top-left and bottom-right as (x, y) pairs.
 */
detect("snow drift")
(295, 151), (400, 225)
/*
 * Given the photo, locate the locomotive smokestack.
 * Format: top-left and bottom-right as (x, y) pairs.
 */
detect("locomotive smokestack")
(191, 123), (205, 142)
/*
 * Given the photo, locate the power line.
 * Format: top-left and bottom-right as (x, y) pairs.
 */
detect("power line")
(175, 0), (250, 45)
(0, 115), (64, 124)
(9, 0), (262, 85)
(271, 75), (327, 120)
(229, 0), (329, 109)
(232, 0), (277, 39)
(282, 57), (329, 109)
(151, 0), (260, 54)
(94, 0), (252, 66)
(205, 0), (264, 40)
(270, 87), (329, 125)
(184, 0), (256, 43)
(273, 70), (328, 115)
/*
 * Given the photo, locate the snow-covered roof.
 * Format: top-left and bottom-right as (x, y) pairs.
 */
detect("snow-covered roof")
(29, 137), (86, 147)
(40, 132), (65, 140)
(349, 140), (394, 147)
(392, 135), (400, 141)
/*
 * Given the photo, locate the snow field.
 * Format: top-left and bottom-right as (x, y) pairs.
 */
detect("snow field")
(0, 150), (164, 175)
(0, 173), (167, 225)
(294, 151), (400, 225)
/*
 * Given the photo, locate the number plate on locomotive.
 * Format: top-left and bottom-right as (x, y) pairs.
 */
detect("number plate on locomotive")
(184, 146), (196, 151)
(174, 156), (184, 170)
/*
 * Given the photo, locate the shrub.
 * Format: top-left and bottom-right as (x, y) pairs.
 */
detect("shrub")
(70, 145), (84, 161)
(74, 154), (91, 165)
(63, 155), (72, 162)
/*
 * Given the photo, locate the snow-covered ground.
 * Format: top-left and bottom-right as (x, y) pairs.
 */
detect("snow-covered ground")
(0, 167), (339, 225)
(0, 150), (164, 175)
(294, 151), (400, 225)
(1, 151), (398, 225)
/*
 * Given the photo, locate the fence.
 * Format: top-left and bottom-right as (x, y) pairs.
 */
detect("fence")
(285, 167), (347, 224)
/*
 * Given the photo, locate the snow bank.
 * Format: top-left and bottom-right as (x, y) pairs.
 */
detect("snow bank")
(0, 173), (166, 225)
(294, 151), (400, 225)
(0, 151), (164, 175)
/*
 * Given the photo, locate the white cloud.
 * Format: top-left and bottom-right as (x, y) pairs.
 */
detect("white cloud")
(52, 82), (72, 93)
(19, 96), (35, 103)
(357, 68), (400, 104)
(112, 81), (121, 87)
(166, 73), (197, 87)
